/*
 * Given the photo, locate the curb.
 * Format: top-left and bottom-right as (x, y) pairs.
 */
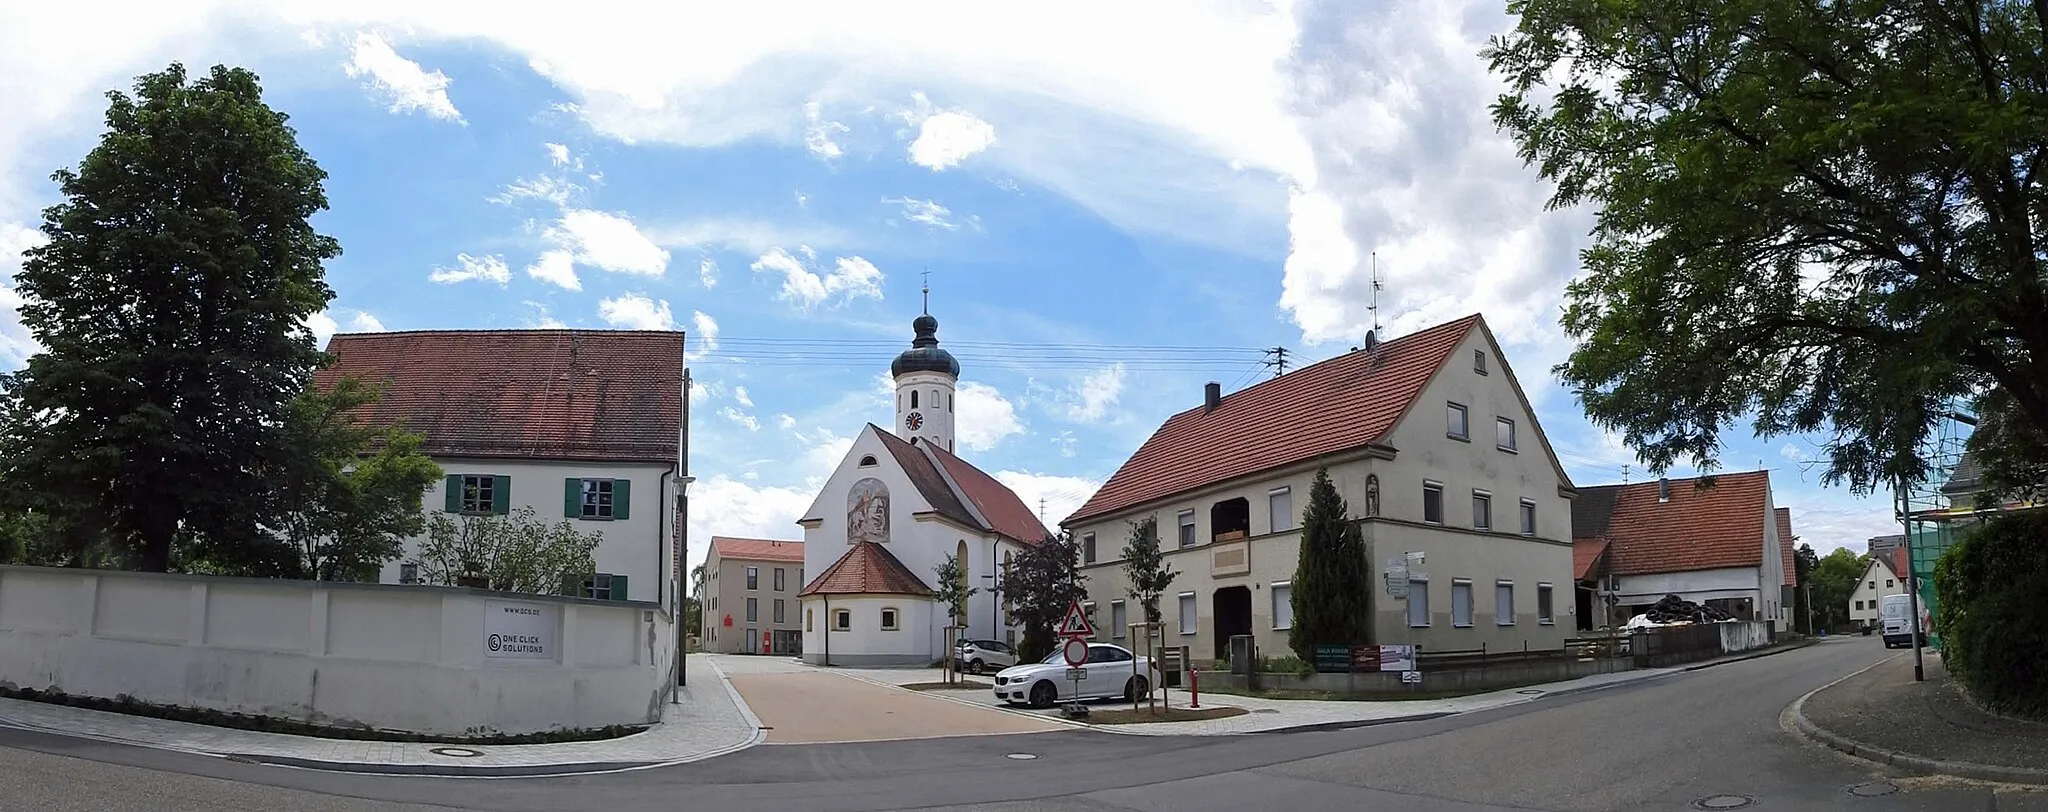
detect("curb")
(1788, 653), (2048, 787)
(1251, 711), (1456, 735)
(1680, 639), (1816, 672)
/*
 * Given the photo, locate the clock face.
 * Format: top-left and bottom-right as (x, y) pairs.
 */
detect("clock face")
(905, 411), (924, 430)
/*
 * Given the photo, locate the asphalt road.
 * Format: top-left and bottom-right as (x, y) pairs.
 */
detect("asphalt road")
(3, 637), (2045, 811)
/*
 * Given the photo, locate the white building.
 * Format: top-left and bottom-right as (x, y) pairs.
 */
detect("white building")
(316, 329), (685, 607)
(1848, 552), (1908, 630)
(796, 312), (1048, 666)
(1572, 473), (1794, 632)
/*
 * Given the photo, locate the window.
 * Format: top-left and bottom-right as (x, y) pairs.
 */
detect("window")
(806, 609), (814, 632)
(1111, 600), (1127, 639)
(949, 392), (954, 412)
(1082, 533), (1096, 564)
(1496, 581), (1515, 626)
(1452, 580), (1474, 627)
(1178, 510), (1196, 548)
(1538, 583), (1555, 625)
(1408, 578), (1430, 627)
(774, 568), (786, 591)
(773, 599), (786, 624)
(1268, 487), (1295, 533)
(880, 608), (899, 630)
(1178, 592), (1197, 635)
(1868, 580), (1876, 590)
(1447, 402), (1469, 440)
(399, 563), (418, 585)
(858, 455), (877, 467)
(1473, 491), (1492, 531)
(1886, 579), (1895, 588)
(1854, 600), (1864, 611)
(910, 390), (919, 408)
(571, 477), (628, 520)
(747, 566), (759, 590)
(1520, 499), (1537, 536)
(449, 474), (507, 515)
(1272, 582), (1294, 630)
(834, 610), (851, 631)
(746, 597), (758, 622)
(572, 573), (624, 601)
(1475, 349), (1488, 374)
(1496, 417), (1517, 452)
(1423, 482), (1444, 524)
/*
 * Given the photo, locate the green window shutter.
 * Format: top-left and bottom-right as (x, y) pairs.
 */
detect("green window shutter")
(493, 475), (512, 515)
(564, 478), (582, 518)
(444, 475), (462, 513)
(611, 574), (629, 601)
(613, 479), (631, 520)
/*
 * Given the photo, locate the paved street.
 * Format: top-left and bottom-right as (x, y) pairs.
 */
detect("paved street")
(3, 637), (2044, 810)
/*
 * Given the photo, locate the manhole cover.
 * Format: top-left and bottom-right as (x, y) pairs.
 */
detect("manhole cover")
(1690, 795), (1757, 810)
(1516, 689), (1544, 695)
(429, 747), (484, 758)
(1847, 781), (1899, 797)
(1004, 753), (1038, 760)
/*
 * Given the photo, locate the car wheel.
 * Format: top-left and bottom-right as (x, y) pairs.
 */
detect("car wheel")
(968, 659), (985, 675)
(1029, 681), (1057, 709)
(1124, 675), (1149, 702)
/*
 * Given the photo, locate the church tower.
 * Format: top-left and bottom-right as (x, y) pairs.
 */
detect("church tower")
(891, 289), (959, 452)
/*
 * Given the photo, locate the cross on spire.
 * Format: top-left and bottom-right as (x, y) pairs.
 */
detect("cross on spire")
(921, 269), (931, 314)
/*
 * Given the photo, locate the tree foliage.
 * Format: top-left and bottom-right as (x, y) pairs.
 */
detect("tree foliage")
(1964, 388), (2048, 505)
(1289, 468), (1372, 659)
(1009, 532), (1088, 663)
(1793, 543), (1821, 633)
(931, 552), (979, 625)
(1, 62), (336, 571)
(1936, 511), (2048, 719)
(1119, 517), (1177, 626)
(1807, 547), (1867, 631)
(1490, 1), (2048, 493)
(410, 507), (601, 595)
(265, 378), (442, 581)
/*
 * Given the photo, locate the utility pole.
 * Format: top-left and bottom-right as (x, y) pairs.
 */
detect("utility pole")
(676, 366), (693, 693)
(1262, 346), (1290, 378)
(1897, 481), (1925, 681)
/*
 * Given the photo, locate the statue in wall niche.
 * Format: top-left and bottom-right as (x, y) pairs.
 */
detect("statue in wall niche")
(847, 478), (891, 544)
(1365, 474), (1381, 518)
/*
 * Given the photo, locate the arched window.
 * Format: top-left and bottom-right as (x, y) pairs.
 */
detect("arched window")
(949, 392), (954, 412)
(911, 390), (919, 408)
(858, 455), (877, 467)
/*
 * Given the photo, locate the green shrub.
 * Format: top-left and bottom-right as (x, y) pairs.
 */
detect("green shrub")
(1935, 511), (2048, 719)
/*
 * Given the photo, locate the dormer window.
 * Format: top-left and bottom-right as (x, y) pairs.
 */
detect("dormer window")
(858, 455), (877, 467)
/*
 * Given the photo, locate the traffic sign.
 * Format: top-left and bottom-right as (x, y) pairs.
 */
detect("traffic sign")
(1062, 637), (1089, 667)
(1056, 599), (1096, 638)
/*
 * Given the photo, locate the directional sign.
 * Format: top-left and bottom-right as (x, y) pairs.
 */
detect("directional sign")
(1384, 557), (1410, 599)
(1056, 599), (1096, 638)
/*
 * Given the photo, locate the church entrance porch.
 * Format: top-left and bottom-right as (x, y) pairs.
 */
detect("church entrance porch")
(1212, 585), (1252, 662)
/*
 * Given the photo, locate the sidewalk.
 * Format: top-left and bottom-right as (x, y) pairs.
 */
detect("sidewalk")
(1793, 651), (2048, 785)
(0, 656), (763, 777)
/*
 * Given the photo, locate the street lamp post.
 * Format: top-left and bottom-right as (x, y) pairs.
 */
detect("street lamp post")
(674, 473), (695, 696)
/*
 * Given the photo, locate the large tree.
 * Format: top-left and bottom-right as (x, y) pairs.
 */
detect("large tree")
(1808, 548), (1867, 631)
(1119, 517), (1177, 627)
(1490, 1), (2048, 493)
(3, 63), (337, 571)
(268, 379), (443, 581)
(1009, 532), (1089, 663)
(1289, 468), (1372, 660)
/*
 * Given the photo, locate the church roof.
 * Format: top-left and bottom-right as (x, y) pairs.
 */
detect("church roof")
(798, 541), (933, 596)
(859, 425), (1049, 544)
(873, 427), (981, 529)
(891, 313), (960, 377)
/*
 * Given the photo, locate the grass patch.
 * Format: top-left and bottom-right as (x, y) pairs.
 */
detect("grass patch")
(1194, 683), (1513, 702)
(1083, 706), (1248, 725)
(900, 681), (991, 691)
(0, 685), (645, 744)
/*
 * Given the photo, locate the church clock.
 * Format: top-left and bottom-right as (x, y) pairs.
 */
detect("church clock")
(904, 411), (924, 430)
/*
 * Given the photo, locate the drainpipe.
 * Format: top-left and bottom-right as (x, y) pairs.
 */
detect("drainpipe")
(823, 594), (831, 667)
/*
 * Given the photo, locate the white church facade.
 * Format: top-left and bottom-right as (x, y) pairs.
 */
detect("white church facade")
(796, 312), (1048, 666)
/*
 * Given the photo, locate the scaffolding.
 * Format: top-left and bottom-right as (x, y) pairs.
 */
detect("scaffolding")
(1897, 403), (1978, 649)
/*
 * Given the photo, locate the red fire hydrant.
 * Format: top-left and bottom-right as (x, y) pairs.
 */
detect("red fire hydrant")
(1189, 667), (1201, 709)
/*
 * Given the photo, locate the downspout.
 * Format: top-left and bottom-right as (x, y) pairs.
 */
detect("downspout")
(823, 594), (831, 667)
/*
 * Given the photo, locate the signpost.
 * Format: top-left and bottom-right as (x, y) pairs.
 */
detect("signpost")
(1057, 600), (1094, 717)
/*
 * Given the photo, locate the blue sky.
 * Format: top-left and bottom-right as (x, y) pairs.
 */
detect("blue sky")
(0, 2), (1900, 569)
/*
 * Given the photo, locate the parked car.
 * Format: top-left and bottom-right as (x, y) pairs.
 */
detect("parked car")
(954, 639), (1017, 675)
(992, 642), (1150, 708)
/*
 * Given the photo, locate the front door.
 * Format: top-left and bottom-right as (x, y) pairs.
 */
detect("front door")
(1212, 586), (1252, 662)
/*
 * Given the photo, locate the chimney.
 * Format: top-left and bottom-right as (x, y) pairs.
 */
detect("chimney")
(1204, 381), (1222, 413)
(1657, 478), (1671, 503)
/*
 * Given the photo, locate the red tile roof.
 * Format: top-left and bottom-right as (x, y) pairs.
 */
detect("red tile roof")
(927, 442), (1050, 543)
(1774, 508), (1797, 586)
(1890, 546), (1911, 582)
(798, 541), (932, 596)
(316, 330), (683, 463)
(1066, 315), (1481, 524)
(871, 427), (980, 530)
(711, 536), (804, 563)
(1598, 471), (1774, 576)
(1573, 538), (1610, 581)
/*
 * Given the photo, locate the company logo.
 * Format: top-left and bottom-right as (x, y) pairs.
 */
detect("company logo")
(487, 632), (545, 655)
(488, 633), (501, 651)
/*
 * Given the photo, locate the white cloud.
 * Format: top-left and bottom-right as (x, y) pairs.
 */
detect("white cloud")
(305, 310), (339, 349)
(1050, 430), (1078, 458)
(803, 100), (848, 160)
(543, 142), (576, 167)
(495, 174), (580, 207)
(991, 471), (1102, 531)
(342, 31), (462, 122)
(596, 293), (675, 330)
(0, 222), (47, 366)
(775, 413), (797, 430)
(794, 190), (809, 208)
(698, 257), (720, 288)
(525, 249), (580, 290)
(428, 252), (511, 285)
(1064, 363), (1125, 422)
(956, 381), (1023, 451)
(685, 474), (813, 568)
(734, 385), (753, 407)
(748, 247), (885, 310)
(902, 94), (998, 170)
(689, 309), (719, 358)
(884, 196), (957, 230)
(643, 218), (860, 257)
(719, 406), (760, 431)
(523, 301), (569, 328)
(548, 210), (670, 277)
(348, 311), (386, 332)
(1780, 443), (1813, 464)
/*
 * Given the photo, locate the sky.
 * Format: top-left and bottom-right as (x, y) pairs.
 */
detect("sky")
(0, 0), (1905, 570)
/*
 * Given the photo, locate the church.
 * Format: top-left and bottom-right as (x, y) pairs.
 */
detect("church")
(796, 310), (1048, 666)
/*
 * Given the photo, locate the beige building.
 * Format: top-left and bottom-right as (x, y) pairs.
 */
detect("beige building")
(704, 536), (805, 655)
(1065, 315), (1577, 663)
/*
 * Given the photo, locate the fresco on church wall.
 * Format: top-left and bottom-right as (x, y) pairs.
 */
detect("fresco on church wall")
(848, 478), (891, 544)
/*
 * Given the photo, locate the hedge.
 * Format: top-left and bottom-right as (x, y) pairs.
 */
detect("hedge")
(1934, 510), (2048, 720)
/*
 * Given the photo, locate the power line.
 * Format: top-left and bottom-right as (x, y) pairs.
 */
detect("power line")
(1262, 346), (1290, 378)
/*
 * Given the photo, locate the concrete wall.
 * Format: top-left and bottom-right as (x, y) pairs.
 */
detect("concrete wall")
(383, 457), (675, 604)
(798, 594), (936, 666)
(704, 553), (805, 654)
(0, 566), (673, 736)
(1222, 654), (1636, 695)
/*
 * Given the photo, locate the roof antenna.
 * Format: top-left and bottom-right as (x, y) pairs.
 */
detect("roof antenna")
(921, 269), (931, 315)
(1360, 251), (1385, 357)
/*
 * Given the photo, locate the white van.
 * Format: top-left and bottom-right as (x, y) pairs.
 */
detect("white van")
(1879, 593), (1919, 648)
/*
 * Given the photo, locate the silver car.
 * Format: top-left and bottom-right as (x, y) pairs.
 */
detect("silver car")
(954, 639), (1018, 675)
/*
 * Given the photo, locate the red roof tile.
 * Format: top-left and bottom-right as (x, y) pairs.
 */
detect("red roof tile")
(1774, 508), (1797, 586)
(1067, 315), (1480, 524)
(1601, 471), (1773, 576)
(927, 443), (1050, 544)
(870, 427), (980, 530)
(798, 542), (932, 596)
(1574, 538), (1610, 581)
(316, 330), (683, 463)
(711, 536), (804, 563)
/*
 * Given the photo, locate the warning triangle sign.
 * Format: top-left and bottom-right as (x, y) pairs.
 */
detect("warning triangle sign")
(1056, 600), (1095, 638)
